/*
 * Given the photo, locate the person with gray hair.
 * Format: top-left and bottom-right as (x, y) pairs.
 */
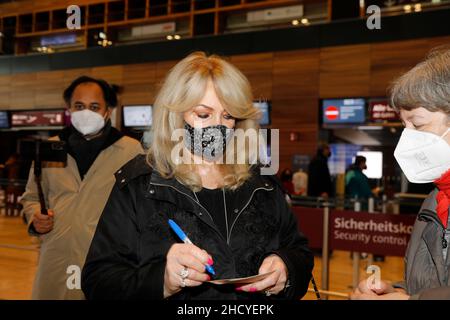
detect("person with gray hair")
(352, 47), (450, 300)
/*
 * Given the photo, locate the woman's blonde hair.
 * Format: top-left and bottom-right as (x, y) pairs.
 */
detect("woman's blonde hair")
(390, 46), (450, 116)
(147, 51), (261, 191)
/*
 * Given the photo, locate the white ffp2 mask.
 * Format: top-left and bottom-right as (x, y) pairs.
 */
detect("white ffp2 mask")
(71, 109), (106, 136)
(394, 128), (450, 183)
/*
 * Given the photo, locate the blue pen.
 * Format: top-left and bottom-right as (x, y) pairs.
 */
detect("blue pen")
(168, 219), (216, 275)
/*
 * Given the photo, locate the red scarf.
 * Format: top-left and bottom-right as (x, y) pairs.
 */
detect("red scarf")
(434, 169), (450, 229)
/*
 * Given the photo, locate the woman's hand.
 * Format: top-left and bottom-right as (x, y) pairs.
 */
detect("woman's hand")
(32, 209), (55, 234)
(163, 243), (213, 298)
(236, 254), (288, 296)
(350, 278), (409, 300)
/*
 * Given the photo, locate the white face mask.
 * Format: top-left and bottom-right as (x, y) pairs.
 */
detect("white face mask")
(394, 127), (450, 183)
(71, 109), (106, 136)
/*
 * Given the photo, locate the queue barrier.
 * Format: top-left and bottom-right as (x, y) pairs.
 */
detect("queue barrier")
(0, 179), (26, 217)
(292, 204), (416, 298)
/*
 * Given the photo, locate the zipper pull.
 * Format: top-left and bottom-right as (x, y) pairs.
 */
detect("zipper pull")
(442, 232), (448, 249)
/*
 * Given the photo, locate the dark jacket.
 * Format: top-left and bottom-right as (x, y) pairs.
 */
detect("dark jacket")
(345, 167), (372, 199)
(397, 189), (450, 299)
(307, 153), (333, 197)
(81, 155), (313, 300)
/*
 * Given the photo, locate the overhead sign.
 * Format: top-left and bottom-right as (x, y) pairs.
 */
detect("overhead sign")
(41, 34), (77, 46)
(131, 22), (176, 37)
(322, 98), (366, 124)
(369, 99), (399, 121)
(0, 111), (9, 129)
(325, 106), (339, 121)
(11, 110), (65, 127)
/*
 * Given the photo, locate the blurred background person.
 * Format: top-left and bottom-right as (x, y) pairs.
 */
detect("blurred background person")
(346, 155), (384, 261)
(345, 156), (373, 201)
(21, 76), (143, 299)
(308, 144), (333, 198)
(2, 153), (29, 217)
(280, 168), (295, 194)
(292, 169), (308, 196)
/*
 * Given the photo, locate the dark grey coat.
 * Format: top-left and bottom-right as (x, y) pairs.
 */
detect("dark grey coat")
(400, 189), (450, 299)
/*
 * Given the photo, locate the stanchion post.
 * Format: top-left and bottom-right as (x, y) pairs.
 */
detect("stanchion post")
(352, 200), (361, 289)
(368, 197), (374, 213)
(367, 197), (375, 266)
(382, 194), (387, 214)
(321, 204), (330, 299)
(393, 195), (400, 214)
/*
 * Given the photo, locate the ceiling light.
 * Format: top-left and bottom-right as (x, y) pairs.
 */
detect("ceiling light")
(301, 18), (309, 25)
(174, 34), (181, 40)
(291, 19), (299, 26)
(166, 35), (173, 40)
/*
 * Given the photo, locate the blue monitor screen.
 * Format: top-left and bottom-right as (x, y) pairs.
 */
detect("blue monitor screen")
(254, 101), (270, 126)
(328, 143), (362, 175)
(41, 34), (77, 46)
(0, 111), (9, 129)
(322, 98), (366, 124)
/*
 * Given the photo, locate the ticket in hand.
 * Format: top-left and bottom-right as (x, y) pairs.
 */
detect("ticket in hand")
(207, 271), (275, 285)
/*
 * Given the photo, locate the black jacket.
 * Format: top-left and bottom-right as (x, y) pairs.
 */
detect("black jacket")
(81, 155), (313, 300)
(307, 153), (333, 197)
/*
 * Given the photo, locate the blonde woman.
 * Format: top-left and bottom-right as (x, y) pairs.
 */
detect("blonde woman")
(82, 52), (313, 300)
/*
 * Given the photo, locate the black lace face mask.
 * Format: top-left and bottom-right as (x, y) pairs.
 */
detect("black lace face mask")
(184, 122), (234, 162)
